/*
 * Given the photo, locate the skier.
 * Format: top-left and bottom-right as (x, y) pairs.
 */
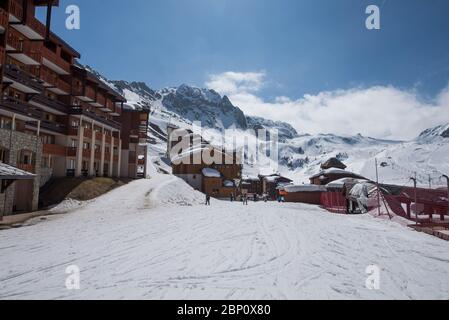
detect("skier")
(205, 194), (211, 206)
(230, 193), (234, 202)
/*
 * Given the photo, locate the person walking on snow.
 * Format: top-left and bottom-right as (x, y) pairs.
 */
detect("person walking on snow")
(205, 194), (211, 206)
(243, 194), (249, 205)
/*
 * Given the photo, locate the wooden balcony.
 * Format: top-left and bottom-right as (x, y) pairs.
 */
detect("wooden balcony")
(9, 0), (23, 22)
(0, 46), (5, 65)
(41, 45), (71, 75)
(70, 106), (121, 131)
(9, 0), (46, 40)
(39, 120), (67, 135)
(82, 149), (91, 159)
(3, 63), (44, 93)
(84, 127), (93, 138)
(43, 144), (67, 157)
(68, 127), (78, 136)
(6, 35), (41, 66)
(67, 147), (77, 157)
(1, 96), (43, 119)
(85, 85), (96, 101)
(30, 93), (68, 115)
(0, 7), (8, 32)
(94, 150), (102, 160)
(95, 131), (103, 141)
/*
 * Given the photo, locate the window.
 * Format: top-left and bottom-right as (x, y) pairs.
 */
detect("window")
(71, 139), (77, 148)
(69, 159), (76, 169)
(0, 117), (12, 130)
(83, 142), (90, 150)
(0, 148), (9, 163)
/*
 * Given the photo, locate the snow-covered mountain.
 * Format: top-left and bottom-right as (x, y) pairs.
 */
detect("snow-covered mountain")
(86, 66), (449, 188)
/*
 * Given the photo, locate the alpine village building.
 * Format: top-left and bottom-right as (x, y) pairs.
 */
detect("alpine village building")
(0, 0), (149, 217)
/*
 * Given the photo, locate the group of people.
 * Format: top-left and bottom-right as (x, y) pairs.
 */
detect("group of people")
(205, 193), (272, 206)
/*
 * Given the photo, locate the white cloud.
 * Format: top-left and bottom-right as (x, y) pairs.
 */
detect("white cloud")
(206, 71), (449, 140)
(205, 71), (265, 95)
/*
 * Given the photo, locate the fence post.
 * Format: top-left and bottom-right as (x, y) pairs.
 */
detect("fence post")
(443, 175), (449, 220)
(411, 174), (418, 225)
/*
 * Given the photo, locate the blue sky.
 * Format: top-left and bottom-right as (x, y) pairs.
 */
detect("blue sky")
(36, 1), (449, 139)
(38, 0), (449, 99)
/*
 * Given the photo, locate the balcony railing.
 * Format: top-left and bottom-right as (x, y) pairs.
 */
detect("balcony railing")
(84, 127), (93, 138)
(68, 127), (78, 136)
(43, 144), (67, 157)
(67, 147), (77, 157)
(82, 149), (91, 159)
(70, 106), (121, 131)
(0, 46), (5, 65)
(1, 96), (43, 119)
(30, 65), (71, 93)
(95, 131), (103, 141)
(26, 119), (67, 135)
(4, 63), (44, 92)
(6, 29), (42, 62)
(85, 86), (96, 101)
(39, 120), (67, 135)
(0, 7), (8, 30)
(9, 0), (23, 21)
(9, 0), (46, 39)
(42, 45), (71, 74)
(31, 94), (68, 114)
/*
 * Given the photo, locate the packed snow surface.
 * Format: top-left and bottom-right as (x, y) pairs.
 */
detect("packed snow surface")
(1, 175), (449, 300)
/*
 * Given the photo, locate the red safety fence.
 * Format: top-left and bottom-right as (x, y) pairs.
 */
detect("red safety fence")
(321, 186), (449, 224)
(320, 192), (347, 214)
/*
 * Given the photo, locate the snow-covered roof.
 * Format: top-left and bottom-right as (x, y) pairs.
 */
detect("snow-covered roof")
(326, 178), (367, 189)
(242, 175), (260, 182)
(284, 185), (327, 193)
(310, 168), (363, 179)
(0, 163), (36, 180)
(202, 168), (221, 178)
(223, 180), (235, 187)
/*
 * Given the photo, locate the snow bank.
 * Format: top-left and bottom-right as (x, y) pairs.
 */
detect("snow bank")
(150, 176), (206, 207)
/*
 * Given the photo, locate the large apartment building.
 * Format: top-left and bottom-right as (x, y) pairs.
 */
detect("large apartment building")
(0, 0), (149, 217)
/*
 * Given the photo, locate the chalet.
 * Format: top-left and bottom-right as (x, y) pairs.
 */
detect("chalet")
(240, 175), (262, 195)
(260, 174), (293, 200)
(169, 129), (242, 198)
(310, 158), (365, 186)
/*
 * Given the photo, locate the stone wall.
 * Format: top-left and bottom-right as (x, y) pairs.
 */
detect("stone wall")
(0, 128), (42, 216)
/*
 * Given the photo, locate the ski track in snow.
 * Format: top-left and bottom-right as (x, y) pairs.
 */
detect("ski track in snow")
(1, 175), (449, 300)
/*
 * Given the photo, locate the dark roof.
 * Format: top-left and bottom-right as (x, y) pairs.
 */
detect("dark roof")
(321, 157), (347, 170)
(0, 163), (36, 180)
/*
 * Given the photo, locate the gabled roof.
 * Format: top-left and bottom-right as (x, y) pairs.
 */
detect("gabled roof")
(0, 163), (36, 180)
(321, 157), (347, 170)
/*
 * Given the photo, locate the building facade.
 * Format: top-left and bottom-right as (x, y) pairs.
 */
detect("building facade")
(0, 0), (149, 216)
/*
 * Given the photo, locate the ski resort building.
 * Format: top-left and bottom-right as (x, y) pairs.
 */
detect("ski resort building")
(169, 129), (242, 198)
(0, 0), (149, 217)
(260, 174), (293, 200)
(309, 158), (365, 186)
